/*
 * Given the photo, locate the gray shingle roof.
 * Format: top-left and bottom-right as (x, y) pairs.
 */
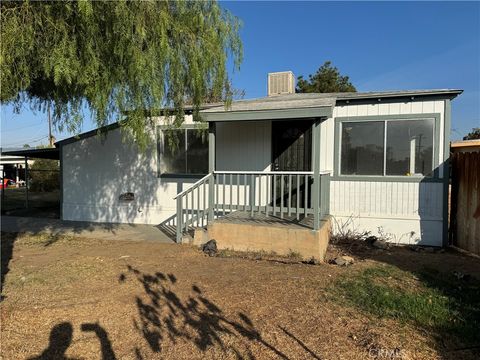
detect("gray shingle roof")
(201, 89), (462, 114)
(201, 93), (336, 113)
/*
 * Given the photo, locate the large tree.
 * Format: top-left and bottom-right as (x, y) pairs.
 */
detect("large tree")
(296, 61), (356, 93)
(1, 0), (242, 148)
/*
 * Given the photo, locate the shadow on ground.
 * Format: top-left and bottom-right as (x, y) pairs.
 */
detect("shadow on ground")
(28, 322), (116, 360)
(120, 265), (298, 359)
(0, 232), (16, 301)
(0, 215), (125, 237)
(0, 216), (175, 244)
(25, 264), (320, 360)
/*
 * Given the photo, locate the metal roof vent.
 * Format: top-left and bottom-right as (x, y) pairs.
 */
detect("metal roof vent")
(268, 71), (295, 96)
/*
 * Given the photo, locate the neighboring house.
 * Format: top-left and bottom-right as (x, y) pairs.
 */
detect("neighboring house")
(54, 72), (461, 256)
(0, 149), (35, 185)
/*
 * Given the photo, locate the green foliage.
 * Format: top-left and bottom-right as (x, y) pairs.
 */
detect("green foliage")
(296, 61), (356, 93)
(1, 0), (242, 149)
(29, 158), (59, 192)
(463, 127), (480, 140)
(330, 265), (480, 345)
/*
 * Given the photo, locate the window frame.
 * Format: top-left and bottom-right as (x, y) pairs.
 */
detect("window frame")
(157, 124), (209, 178)
(334, 113), (442, 182)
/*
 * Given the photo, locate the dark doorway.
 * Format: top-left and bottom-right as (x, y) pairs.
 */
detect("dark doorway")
(271, 120), (313, 209)
(272, 120), (312, 172)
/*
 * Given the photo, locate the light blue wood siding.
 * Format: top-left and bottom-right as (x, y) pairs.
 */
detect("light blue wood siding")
(216, 121), (272, 171)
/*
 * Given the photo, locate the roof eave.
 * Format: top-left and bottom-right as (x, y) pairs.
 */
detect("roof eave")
(1, 148), (60, 160)
(55, 122), (121, 147)
(201, 106), (333, 122)
(336, 89), (463, 103)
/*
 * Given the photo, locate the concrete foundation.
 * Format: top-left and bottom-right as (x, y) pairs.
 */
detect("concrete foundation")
(194, 213), (331, 261)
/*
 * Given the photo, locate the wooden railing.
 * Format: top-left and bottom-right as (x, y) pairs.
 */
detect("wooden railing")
(174, 171), (331, 243)
(174, 173), (213, 243)
(212, 171), (330, 218)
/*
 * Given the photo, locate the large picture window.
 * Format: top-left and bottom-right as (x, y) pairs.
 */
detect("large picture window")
(159, 128), (208, 175)
(340, 118), (435, 177)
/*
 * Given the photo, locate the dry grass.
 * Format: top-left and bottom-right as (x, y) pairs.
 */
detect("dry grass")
(1, 231), (480, 360)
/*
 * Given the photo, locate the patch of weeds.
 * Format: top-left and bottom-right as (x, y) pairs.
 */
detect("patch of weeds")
(330, 265), (480, 346)
(216, 249), (278, 260)
(215, 248), (307, 264)
(330, 216), (371, 244)
(286, 250), (302, 260)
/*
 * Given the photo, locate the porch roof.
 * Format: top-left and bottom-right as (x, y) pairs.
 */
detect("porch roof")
(201, 93), (335, 122)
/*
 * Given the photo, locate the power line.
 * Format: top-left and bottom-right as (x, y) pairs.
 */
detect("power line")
(1, 122), (44, 133)
(2, 127), (47, 143)
(1, 135), (49, 147)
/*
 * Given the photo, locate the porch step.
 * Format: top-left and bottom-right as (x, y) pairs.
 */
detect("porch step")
(193, 212), (331, 262)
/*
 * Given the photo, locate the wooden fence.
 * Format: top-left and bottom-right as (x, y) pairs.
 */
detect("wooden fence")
(450, 151), (480, 255)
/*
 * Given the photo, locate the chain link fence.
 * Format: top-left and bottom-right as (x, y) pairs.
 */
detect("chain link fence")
(1, 161), (60, 218)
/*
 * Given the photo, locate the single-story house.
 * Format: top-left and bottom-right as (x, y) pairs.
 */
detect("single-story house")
(52, 72), (462, 258)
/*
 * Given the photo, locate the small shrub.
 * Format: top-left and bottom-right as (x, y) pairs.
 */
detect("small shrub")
(330, 216), (371, 244)
(286, 250), (302, 260)
(29, 158), (59, 192)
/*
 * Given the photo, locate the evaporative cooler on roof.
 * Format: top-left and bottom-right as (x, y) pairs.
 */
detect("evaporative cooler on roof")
(267, 71), (295, 96)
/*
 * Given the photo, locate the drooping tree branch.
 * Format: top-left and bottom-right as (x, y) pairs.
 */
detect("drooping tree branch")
(1, 0), (243, 149)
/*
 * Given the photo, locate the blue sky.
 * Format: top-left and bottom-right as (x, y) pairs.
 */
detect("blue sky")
(1, 1), (479, 148)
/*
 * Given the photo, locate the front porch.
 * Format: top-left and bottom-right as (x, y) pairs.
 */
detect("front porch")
(174, 169), (331, 260)
(174, 96), (334, 260)
(174, 149), (332, 260)
(174, 169), (331, 231)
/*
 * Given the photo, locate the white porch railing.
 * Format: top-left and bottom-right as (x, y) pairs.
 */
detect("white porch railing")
(174, 171), (331, 243)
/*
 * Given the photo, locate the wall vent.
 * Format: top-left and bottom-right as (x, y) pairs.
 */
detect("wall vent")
(268, 71), (295, 96)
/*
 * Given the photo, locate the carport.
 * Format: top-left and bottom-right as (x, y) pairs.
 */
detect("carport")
(1, 147), (59, 210)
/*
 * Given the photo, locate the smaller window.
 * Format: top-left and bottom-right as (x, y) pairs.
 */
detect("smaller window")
(386, 119), (434, 176)
(159, 128), (208, 175)
(341, 121), (384, 175)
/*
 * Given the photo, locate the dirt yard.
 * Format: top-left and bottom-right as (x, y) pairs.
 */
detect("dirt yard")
(1, 232), (479, 360)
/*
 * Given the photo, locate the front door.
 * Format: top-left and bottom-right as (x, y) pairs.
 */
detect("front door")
(272, 120), (313, 210)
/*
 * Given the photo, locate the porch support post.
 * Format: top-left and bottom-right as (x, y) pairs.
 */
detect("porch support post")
(312, 119), (321, 231)
(1, 167), (5, 208)
(59, 145), (63, 220)
(15, 164), (19, 186)
(208, 122), (216, 221)
(24, 156), (29, 209)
